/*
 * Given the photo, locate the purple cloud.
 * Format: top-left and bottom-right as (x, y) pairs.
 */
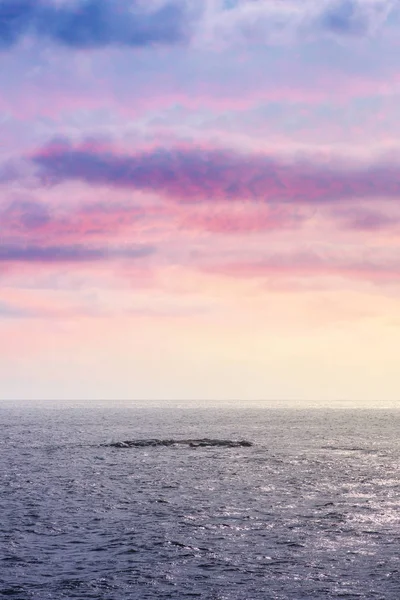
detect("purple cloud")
(332, 207), (400, 231)
(320, 0), (368, 36)
(1, 198), (51, 231)
(203, 251), (400, 284)
(31, 141), (400, 204)
(0, 243), (154, 263)
(0, 300), (51, 319)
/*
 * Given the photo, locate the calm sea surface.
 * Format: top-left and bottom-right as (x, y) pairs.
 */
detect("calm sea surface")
(1, 407), (399, 599)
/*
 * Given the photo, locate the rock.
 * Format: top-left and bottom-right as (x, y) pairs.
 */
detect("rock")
(103, 438), (253, 449)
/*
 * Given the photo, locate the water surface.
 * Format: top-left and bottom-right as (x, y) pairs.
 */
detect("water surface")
(1, 407), (399, 599)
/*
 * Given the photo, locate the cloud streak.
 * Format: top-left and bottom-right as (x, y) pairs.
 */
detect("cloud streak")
(0, 300), (37, 319)
(196, 0), (395, 48)
(0, 243), (154, 263)
(0, 197), (149, 240)
(331, 206), (400, 231)
(32, 141), (400, 204)
(180, 205), (305, 233)
(203, 251), (400, 284)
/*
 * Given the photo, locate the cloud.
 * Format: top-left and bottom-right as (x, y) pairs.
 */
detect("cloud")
(0, 0), (395, 53)
(0, 300), (37, 318)
(195, 0), (396, 48)
(321, 0), (368, 35)
(180, 205), (305, 233)
(319, 0), (394, 36)
(332, 206), (400, 231)
(31, 141), (400, 204)
(1, 198), (51, 231)
(0, 193), (305, 257)
(0, 159), (21, 183)
(0, 243), (154, 263)
(0, 299), (68, 319)
(0, 197), (148, 240)
(0, 0), (188, 50)
(203, 251), (400, 284)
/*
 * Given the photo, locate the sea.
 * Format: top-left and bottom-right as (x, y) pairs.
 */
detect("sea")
(1, 406), (399, 599)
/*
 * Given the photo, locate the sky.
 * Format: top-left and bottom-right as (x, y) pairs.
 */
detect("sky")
(1, 0), (400, 406)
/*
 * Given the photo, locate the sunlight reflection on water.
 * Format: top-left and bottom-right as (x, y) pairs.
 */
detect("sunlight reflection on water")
(1, 407), (399, 599)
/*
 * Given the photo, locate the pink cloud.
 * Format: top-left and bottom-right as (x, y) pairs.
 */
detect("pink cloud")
(330, 206), (400, 232)
(2, 59), (400, 123)
(31, 141), (400, 204)
(0, 196), (163, 242)
(179, 205), (305, 233)
(202, 252), (400, 285)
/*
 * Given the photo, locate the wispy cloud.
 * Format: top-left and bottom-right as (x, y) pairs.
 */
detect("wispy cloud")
(180, 204), (305, 233)
(31, 141), (400, 204)
(204, 250), (400, 284)
(196, 0), (395, 47)
(1, 198), (51, 231)
(319, 0), (394, 37)
(331, 206), (400, 231)
(0, 243), (154, 263)
(0, 197), (149, 239)
(0, 300), (37, 319)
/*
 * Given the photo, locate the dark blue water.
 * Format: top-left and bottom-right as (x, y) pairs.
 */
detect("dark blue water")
(1, 407), (399, 599)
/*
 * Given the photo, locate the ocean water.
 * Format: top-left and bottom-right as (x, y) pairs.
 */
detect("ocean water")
(1, 406), (399, 599)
